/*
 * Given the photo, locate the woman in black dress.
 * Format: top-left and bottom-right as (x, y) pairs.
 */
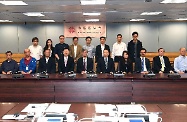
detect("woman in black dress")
(119, 51), (133, 74)
(43, 39), (55, 58)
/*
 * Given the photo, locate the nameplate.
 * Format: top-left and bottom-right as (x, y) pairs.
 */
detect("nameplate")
(37, 74), (49, 79)
(113, 73), (124, 78)
(143, 74), (155, 78)
(86, 74), (97, 78)
(12, 74), (24, 79)
(168, 73), (181, 78)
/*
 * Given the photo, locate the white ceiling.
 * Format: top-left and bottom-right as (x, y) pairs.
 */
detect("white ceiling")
(0, 0), (187, 22)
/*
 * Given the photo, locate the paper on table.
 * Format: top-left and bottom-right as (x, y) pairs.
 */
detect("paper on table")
(2, 115), (27, 120)
(95, 104), (116, 113)
(45, 103), (71, 113)
(116, 104), (147, 113)
(37, 117), (63, 122)
(118, 117), (145, 122)
(21, 103), (49, 112)
(93, 116), (118, 122)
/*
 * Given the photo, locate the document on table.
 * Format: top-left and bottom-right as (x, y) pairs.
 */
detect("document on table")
(37, 117), (64, 122)
(93, 116), (145, 122)
(21, 103), (49, 112)
(45, 103), (71, 113)
(118, 117), (145, 122)
(116, 104), (147, 113)
(95, 104), (116, 113)
(2, 115), (27, 120)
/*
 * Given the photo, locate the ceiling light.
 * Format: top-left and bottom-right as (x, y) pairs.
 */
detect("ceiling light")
(0, 1), (27, 5)
(141, 12), (162, 15)
(40, 20), (55, 22)
(83, 12), (101, 16)
(81, 0), (106, 5)
(176, 18), (187, 20)
(85, 19), (99, 22)
(23, 12), (45, 17)
(0, 20), (13, 22)
(160, 0), (187, 3)
(130, 19), (145, 21)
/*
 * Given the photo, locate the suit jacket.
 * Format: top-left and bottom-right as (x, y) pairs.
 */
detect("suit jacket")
(95, 44), (110, 63)
(38, 57), (56, 74)
(76, 57), (93, 73)
(135, 57), (151, 73)
(69, 44), (82, 61)
(152, 56), (173, 73)
(128, 40), (142, 62)
(119, 58), (133, 73)
(97, 57), (114, 73)
(58, 56), (74, 73)
(43, 47), (55, 58)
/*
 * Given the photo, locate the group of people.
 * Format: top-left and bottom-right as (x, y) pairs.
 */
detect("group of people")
(1, 32), (187, 75)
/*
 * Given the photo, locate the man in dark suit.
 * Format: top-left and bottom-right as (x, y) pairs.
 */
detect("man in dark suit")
(128, 32), (142, 62)
(58, 48), (74, 73)
(135, 48), (151, 73)
(38, 49), (56, 73)
(152, 48), (174, 73)
(95, 36), (110, 63)
(77, 49), (93, 74)
(97, 49), (114, 73)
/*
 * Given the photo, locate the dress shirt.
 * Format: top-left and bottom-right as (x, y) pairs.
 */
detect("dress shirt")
(74, 45), (77, 58)
(104, 57), (108, 69)
(141, 57), (147, 72)
(159, 56), (165, 71)
(1, 59), (18, 73)
(82, 45), (95, 58)
(64, 56), (68, 67)
(101, 44), (105, 56)
(174, 55), (187, 72)
(28, 45), (43, 60)
(112, 42), (127, 58)
(46, 57), (49, 63)
(83, 57), (87, 70)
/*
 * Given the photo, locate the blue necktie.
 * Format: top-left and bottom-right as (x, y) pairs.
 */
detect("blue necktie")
(141, 58), (144, 71)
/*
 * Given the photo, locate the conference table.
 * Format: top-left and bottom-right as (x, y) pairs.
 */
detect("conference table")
(0, 73), (187, 103)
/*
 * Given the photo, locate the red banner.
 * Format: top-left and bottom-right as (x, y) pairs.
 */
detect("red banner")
(64, 23), (106, 38)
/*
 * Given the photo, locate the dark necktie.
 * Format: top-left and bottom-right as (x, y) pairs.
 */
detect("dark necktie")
(105, 58), (108, 69)
(141, 58), (144, 71)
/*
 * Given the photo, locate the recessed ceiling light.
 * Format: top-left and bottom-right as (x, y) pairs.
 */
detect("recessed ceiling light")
(176, 18), (187, 20)
(40, 20), (55, 22)
(130, 19), (145, 21)
(160, 0), (187, 3)
(141, 12), (162, 15)
(81, 0), (106, 5)
(23, 12), (45, 17)
(0, 1), (27, 5)
(83, 12), (101, 16)
(0, 20), (13, 22)
(85, 19), (99, 22)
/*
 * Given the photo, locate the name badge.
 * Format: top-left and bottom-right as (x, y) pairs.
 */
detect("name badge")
(26, 66), (29, 70)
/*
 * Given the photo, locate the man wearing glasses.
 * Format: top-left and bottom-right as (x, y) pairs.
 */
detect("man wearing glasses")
(135, 48), (151, 73)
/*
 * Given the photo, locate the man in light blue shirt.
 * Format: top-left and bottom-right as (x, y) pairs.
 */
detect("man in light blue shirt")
(82, 36), (95, 58)
(174, 47), (187, 73)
